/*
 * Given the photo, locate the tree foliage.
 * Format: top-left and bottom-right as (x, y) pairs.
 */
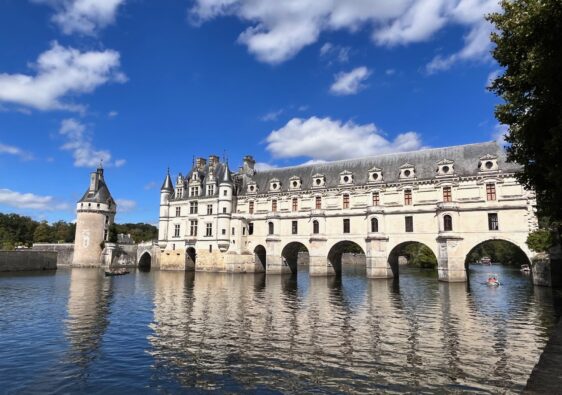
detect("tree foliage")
(488, 0), (562, 224)
(112, 223), (157, 243)
(402, 243), (438, 269)
(526, 229), (553, 253)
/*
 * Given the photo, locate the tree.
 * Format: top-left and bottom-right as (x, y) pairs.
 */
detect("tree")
(488, 0), (562, 227)
(403, 243), (437, 269)
(527, 229), (553, 253)
(33, 221), (54, 243)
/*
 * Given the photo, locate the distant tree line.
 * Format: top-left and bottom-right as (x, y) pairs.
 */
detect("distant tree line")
(0, 213), (157, 250)
(466, 240), (528, 266)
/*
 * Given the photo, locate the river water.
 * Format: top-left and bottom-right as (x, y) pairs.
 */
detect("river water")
(0, 264), (560, 394)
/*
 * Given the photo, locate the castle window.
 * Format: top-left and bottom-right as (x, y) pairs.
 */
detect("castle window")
(223, 190), (227, 196)
(443, 215), (453, 231)
(105, 216), (109, 224)
(248, 222), (254, 235)
(371, 218), (378, 233)
(292, 198), (298, 212)
(249, 201), (254, 214)
(404, 190), (412, 206)
(97, 203), (100, 208)
(268, 222), (274, 235)
(372, 192), (380, 206)
(207, 204), (213, 215)
(486, 183), (496, 201)
(343, 219), (350, 234)
(315, 196), (322, 209)
(405, 216), (413, 232)
(174, 224), (180, 238)
(443, 187), (452, 202)
(190, 187), (198, 197)
(222, 229), (226, 235)
(190, 201), (198, 214)
(242, 227), (246, 235)
(190, 220), (198, 236)
(272, 200), (277, 213)
(222, 207), (227, 214)
(488, 213), (499, 231)
(176, 207), (181, 217)
(176, 188), (183, 198)
(206, 223), (213, 237)
(343, 194), (350, 209)
(207, 185), (214, 195)
(313, 220), (319, 234)
(104, 229), (108, 241)
(232, 227), (235, 236)
(292, 221), (298, 234)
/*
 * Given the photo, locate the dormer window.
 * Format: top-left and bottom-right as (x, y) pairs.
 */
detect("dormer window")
(312, 173), (326, 188)
(190, 186), (199, 197)
(339, 170), (354, 185)
(478, 154), (499, 172)
(436, 159), (455, 176)
(399, 163), (416, 179)
(269, 178), (281, 192)
(247, 182), (257, 194)
(206, 185), (215, 196)
(289, 176), (301, 190)
(368, 166), (383, 183)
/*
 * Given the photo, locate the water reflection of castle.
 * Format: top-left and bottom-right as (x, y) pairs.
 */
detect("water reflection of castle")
(147, 270), (550, 393)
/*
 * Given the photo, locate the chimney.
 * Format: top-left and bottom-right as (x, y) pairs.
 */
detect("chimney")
(208, 155), (219, 167)
(195, 157), (206, 169)
(243, 155), (255, 171)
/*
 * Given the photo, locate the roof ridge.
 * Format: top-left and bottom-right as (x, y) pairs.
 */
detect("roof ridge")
(257, 141), (498, 173)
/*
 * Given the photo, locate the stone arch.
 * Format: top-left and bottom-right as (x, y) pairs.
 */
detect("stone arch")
(281, 241), (309, 274)
(138, 251), (151, 270)
(254, 244), (267, 271)
(387, 241), (438, 277)
(464, 238), (532, 267)
(186, 247), (196, 271)
(327, 240), (366, 276)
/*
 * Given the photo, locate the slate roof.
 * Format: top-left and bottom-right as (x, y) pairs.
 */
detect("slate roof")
(78, 178), (114, 204)
(240, 142), (519, 195)
(169, 162), (233, 199)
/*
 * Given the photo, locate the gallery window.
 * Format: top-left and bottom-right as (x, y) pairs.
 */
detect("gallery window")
(443, 186), (452, 202)
(268, 222), (274, 235)
(190, 220), (198, 237)
(313, 220), (319, 234)
(205, 223), (212, 237)
(174, 224), (180, 238)
(272, 199), (277, 213)
(315, 196), (322, 209)
(371, 218), (378, 233)
(488, 213), (499, 230)
(292, 221), (298, 234)
(372, 192), (380, 206)
(343, 194), (350, 209)
(486, 183), (496, 201)
(405, 216), (413, 232)
(248, 222), (254, 235)
(343, 218), (350, 234)
(443, 215), (453, 231)
(404, 190), (412, 206)
(249, 201), (254, 214)
(292, 198), (298, 212)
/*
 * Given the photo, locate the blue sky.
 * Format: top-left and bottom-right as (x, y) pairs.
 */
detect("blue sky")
(0, 0), (505, 224)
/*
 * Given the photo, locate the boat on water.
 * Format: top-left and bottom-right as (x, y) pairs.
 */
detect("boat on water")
(480, 256), (492, 265)
(486, 273), (500, 286)
(520, 264), (531, 274)
(104, 268), (130, 277)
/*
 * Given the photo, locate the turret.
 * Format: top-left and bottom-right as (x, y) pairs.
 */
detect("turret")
(73, 164), (117, 267)
(217, 162), (234, 251)
(159, 169), (173, 245)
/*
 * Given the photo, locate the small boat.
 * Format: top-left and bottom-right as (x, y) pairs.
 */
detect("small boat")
(520, 264), (531, 274)
(486, 273), (500, 286)
(480, 257), (492, 265)
(104, 268), (130, 277)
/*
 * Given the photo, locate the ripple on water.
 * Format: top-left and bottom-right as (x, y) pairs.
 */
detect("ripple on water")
(0, 265), (559, 394)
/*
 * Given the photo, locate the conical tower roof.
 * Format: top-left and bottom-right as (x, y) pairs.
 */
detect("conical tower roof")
(161, 169), (174, 192)
(221, 161), (233, 184)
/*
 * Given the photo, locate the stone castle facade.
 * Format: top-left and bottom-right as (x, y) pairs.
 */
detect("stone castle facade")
(157, 142), (538, 282)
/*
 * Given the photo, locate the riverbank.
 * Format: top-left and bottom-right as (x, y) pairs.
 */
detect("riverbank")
(524, 318), (562, 393)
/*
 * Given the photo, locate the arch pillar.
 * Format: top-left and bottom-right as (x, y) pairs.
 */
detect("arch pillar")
(437, 235), (466, 282)
(265, 236), (291, 274)
(365, 235), (392, 279)
(308, 236), (335, 276)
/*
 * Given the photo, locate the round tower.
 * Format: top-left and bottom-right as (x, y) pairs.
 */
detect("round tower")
(73, 165), (117, 267)
(217, 162), (234, 252)
(158, 169), (174, 247)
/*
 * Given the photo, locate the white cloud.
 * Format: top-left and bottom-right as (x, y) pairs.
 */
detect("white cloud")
(59, 118), (125, 167)
(261, 109), (284, 122)
(33, 0), (126, 35)
(190, 0), (499, 67)
(0, 143), (34, 160)
(0, 41), (125, 112)
(108, 110), (118, 117)
(0, 189), (70, 211)
(492, 123), (508, 147)
(115, 198), (136, 212)
(330, 66), (371, 96)
(320, 42), (351, 63)
(255, 162), (278, 171)
(144, 181), (157, 190)
(266, 116), (423, 161)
